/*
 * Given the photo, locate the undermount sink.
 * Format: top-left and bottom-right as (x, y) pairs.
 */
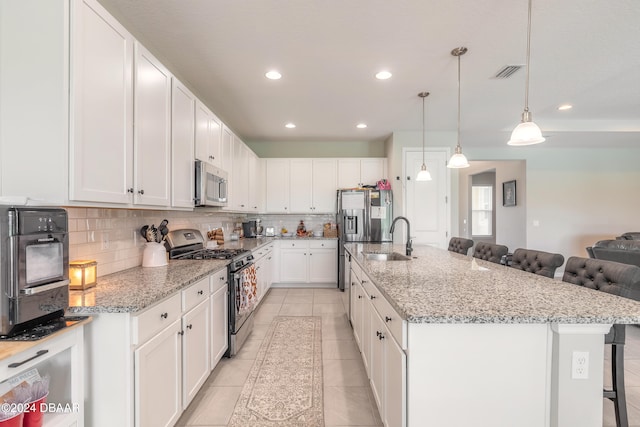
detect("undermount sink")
(364, 252), (411, 261)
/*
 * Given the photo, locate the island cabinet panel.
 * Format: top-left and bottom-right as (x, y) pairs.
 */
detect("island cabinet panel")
(407, 323), (549, 427)
(210, 273), (229, 368)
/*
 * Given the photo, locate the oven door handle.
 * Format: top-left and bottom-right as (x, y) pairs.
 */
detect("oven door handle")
(21, 279), (70, 295)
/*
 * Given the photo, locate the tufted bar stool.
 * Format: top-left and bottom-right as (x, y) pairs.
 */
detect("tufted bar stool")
(448, 237), (474, 255)
(510, 248), (565, 278)
(562, 256), (640, 427)
(472, 242), (509, 264)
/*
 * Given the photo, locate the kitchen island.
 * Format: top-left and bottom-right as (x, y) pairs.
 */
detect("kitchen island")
(344, 243), (640, 427)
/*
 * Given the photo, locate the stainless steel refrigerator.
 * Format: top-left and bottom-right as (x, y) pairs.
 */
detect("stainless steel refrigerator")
(337, 189), (393, 291)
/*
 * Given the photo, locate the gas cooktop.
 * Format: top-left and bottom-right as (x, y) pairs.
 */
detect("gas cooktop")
(171, 248), (249, 260)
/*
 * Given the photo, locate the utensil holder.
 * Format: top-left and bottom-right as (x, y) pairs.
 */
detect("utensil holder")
(142, 242), (168, 267)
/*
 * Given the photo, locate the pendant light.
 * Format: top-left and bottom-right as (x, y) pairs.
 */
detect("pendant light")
(448, 47), (470, 168)
(508, 0), (545, 146)
(415, 92), (432, 182)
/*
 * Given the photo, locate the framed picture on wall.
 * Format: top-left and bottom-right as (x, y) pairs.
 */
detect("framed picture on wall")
(503, 180), (516, 207)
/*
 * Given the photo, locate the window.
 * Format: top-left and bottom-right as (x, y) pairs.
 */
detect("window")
(472, 186), (493, 236)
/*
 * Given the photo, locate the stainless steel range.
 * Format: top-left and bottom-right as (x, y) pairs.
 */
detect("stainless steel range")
(165, 229), (256, 357)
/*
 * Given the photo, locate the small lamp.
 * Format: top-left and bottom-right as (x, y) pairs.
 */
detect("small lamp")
(69, 260), (98, 290)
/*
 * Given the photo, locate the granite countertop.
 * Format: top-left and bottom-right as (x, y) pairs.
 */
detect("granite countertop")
(66, 237), (280, 315)
(345, 243), (640, 325)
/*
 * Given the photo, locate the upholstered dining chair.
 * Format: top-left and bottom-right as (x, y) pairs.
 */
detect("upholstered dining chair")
(562, 256), (640, 427)
(472, 242), (508, 264)
(448, 237), (474, 255)
(509, 248), (565, 278)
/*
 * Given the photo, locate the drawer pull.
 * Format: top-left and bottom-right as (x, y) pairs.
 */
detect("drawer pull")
(198, 290), (204, 295)
(370, 295), (376, 300)
(178, 330), (184, 336)
(385, 316), (392, 322)
(378, 333), (385, 341)
(187, 324), (193, 330)
(358, 295), (362, 299)
(8, 349), (49, 368)
(160, 312), (168, 319)
(220, 276), (225, 281)
(376, 331), (382, 337)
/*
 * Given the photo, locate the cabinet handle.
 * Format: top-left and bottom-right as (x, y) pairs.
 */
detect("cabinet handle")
(178, 330), (184, 336)
(268, 257), (272, 260)
(376, 331), (381, 337)
(138, 189), (145, 195)
(187, 324), (193, 330)
(284, 207), (287, 210)
(256, 266), (261, 270)
(370, 295), (376, 300)
(385, 316), (392, 322)
(198, 290), (204, 295)
(160, 312), (168, 319)
(127, 188), (134, 193)
(358, 295), (362, 299)
(379, 333), (385, 340)
(209, 155), (215, 160)
(220, 276), (225, 281)
(8, 349), (49, 368)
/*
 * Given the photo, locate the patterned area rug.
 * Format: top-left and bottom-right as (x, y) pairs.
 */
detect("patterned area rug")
(228, 316), (324, 427)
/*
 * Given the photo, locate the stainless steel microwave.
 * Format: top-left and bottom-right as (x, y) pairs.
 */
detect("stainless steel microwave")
(194, 160), (228, 207)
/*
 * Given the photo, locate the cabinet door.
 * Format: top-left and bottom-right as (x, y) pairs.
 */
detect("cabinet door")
(351, 278), (363, 347)
(171, 79), (195, 208)
(385, 333), (407, 427)
(231, 136), (250, 211)
(183, 299), (210, 407)
(289, 159), (313, 213)
(194, 101), (212, 164)
(312, 159), (338, 212)
(248, 150), (262, 212)
(70, 0), (134, 204)
(280, 248), (308, 283)
(309, 248), (337, 283)
(264, 250), (274, 292)
(133, 42), (171, 206)
(265, 159), (290, 213)
(337, 159), (361, 189)
(360, 158), (385, 186)
(135, 319), (182, 427)
(370, 309), (386, 417)
(361, 285), (372, 376)
(211, 278), (229, 369)
(220, 125), (234, 171)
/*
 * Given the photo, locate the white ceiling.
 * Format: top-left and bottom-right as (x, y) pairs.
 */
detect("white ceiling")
(97, 0), (640, 148)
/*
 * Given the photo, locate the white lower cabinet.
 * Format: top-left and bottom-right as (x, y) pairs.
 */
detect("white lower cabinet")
(182, 298), (210, 407)
(253, 243), (274, 302)
(135, 318), (182, 427)
(210, 270), (229, 368)
(85, 268), (229, 427)
(349, 257), (407, 427)
(277, 240), (337, 285)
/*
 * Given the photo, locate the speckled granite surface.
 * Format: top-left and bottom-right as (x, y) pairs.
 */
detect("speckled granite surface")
(345, 243), (640, 325)
(67, 259), (229, 314)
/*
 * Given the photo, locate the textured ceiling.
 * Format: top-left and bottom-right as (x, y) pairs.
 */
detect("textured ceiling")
(97, 0), (640, 147)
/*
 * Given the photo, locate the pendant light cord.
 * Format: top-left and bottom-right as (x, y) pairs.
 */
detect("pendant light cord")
(422, 95), (426, 165)
(457, 53), (461, 148)
(524, 0), (533, 113)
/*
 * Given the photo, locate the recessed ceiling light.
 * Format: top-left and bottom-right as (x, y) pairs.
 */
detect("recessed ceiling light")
(375, 71), (392, 80)
(557, 104), (573, 111)
(356, 123), (367, 129)
(265, 70), (282, 80)
(285, 123), (296, 129)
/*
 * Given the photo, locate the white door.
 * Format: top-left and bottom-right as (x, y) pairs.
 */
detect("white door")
(404, 149), (449, 248)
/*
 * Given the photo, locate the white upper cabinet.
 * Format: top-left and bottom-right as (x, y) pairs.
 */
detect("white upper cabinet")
(337, 158), (386, 189)
(133, 42), (172, 206)
(289, 159), (313, 213)
(195, 101), (222, 167)
(221, 125), (234, 172)
(171, 79), (196, 208)
(248, 152), (263, 213)
(231, 135), (249, 211)
(265, 159), (291, 213)
(70, 0), (134, 204)
(312, 159), (338, 212)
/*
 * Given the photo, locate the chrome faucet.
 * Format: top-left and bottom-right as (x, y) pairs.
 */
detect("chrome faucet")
(390, 216), (412, 256)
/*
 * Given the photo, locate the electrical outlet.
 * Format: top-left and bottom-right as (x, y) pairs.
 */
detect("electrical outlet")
(571, 351), (589, 380)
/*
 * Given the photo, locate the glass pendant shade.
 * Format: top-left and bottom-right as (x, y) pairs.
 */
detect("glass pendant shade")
(507, 112), (545, 145)
(416, 164), (432, 181)
(447, 146), (470, 168)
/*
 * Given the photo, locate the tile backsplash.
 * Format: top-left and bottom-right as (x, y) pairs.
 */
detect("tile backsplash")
(65, 208), (336, 277)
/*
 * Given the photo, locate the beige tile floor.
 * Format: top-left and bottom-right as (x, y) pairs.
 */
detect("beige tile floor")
(176, 287), (640, 427)
(176, 287), (383, 427)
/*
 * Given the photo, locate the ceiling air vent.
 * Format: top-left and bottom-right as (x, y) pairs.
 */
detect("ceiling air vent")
(492, 65), (523, 79)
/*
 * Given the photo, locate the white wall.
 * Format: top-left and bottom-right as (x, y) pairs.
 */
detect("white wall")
(245, 140), (385, 158)
(465, 147), (640, 260)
